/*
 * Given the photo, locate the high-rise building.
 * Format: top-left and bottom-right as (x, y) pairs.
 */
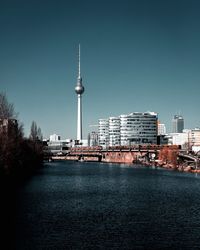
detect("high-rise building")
(172, 115), (184, 133)
(120, 112), (158, 146)
(75, 44), (85, 142)
(98, 112), (158, 147)
(109, 117), (120, 146)
(98, 119), (109, 147)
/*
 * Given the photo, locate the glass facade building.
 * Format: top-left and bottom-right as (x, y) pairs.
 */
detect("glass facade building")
(172, 115), (184, 133)
(98, 112), (158, 147)
(120, 112), (158, 146)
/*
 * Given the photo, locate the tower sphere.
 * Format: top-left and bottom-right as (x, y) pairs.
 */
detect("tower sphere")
(75, 83), (84, 95)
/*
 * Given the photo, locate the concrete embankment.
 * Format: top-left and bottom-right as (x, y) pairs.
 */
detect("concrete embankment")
(156, 162), (200, 173)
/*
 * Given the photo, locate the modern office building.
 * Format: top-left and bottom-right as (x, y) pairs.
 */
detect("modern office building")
(172, 115), (184, 133)
(75, 44), (85, 142)
(120, 112), (158, 146)
(109, 117), (120, 146)
(98, 119), (109, 147)
(98, 112), (158, 147)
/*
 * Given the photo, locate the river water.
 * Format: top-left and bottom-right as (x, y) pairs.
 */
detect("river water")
(15, 161), (200, 249)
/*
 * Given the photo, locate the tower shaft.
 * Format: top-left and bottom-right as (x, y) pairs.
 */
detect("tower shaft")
(77, 94), (82, 141)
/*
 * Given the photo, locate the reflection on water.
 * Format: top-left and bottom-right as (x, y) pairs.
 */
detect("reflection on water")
(16, 161), (200, 249)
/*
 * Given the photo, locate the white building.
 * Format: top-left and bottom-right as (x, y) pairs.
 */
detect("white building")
(189, 128), (200, 147)
(168, 128), (200, 151)
(50, 134), (61, 142)
(158, 123), (166, 135)
(120, 112), (158, 146)
(47, 139), (71, 155)
(98, 112), (158, 147)
(98, 119), (109, 147)
(109, 117), (120, 146)
(168, 132), (188, 146)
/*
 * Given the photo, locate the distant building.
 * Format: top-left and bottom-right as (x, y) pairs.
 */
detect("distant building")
(50, 134), (61, 142)
(88, 131), (99, 147)
(157, 120), (167, 145)
(157, 122), (166, 135)
(168, 132), (188, 147)
(189, 128), (200, 147)
(80, 139), (88, 147)
(167, 128), (200, 151)
(47, 138), (72, 155)
(98, 112), (158, 147)
(157, 135), (168, 145)
(172, 115), (184, 133)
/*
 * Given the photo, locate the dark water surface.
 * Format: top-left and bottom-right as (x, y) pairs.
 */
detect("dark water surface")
(16, 161), (200, 249)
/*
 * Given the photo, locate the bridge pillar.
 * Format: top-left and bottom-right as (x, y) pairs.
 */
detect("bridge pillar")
(98, 155), (102, 162)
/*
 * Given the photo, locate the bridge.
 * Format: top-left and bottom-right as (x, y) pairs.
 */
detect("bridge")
(45, 145), (180, 165)
(62, 145), (179, 164)
(178, 152), (200, 169)
(68, 150), (102, 162)
(45, 145), (200, 172)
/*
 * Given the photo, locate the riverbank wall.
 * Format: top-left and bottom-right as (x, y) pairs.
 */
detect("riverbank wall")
(101, 151), (147, 164)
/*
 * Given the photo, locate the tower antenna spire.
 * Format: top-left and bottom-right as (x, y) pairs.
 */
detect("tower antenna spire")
(78, 44), (81, 79)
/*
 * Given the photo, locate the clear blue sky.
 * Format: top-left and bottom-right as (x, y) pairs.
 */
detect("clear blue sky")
(0, 0), (200, 139)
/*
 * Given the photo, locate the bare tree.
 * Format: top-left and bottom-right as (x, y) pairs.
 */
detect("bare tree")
(0, 92), (17, 119)
(29, 121), (43, 141)
(37, 127), (43, 141)
(30, 121), (37, 141)
(0, 93), (43, 178)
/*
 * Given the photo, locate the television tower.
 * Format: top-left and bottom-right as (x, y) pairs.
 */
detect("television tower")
(75, 44), (85, 142)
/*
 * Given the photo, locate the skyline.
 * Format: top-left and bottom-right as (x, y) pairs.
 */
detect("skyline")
(0, 0), (200, 139)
